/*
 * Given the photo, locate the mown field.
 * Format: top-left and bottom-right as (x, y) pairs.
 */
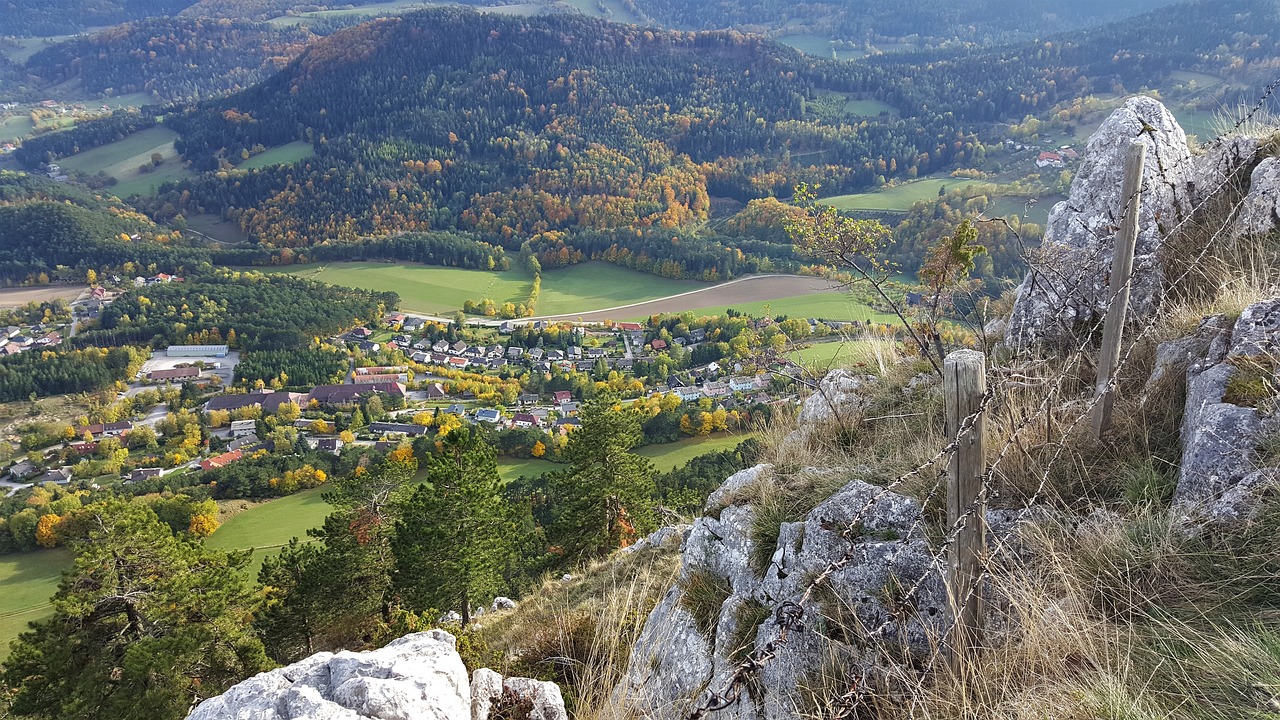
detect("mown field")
(56, 126), (193, 197)
(275, 261), (705, 316)
(777, 34), (865, 61)
(821, 176), (980, 212)
(238, 141), (314, 170)
(623, 290), (898, 325)
(0, 549), (68, 660)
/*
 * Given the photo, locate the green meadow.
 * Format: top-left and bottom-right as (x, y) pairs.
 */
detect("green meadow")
(239, 141), (315, 170)
(820, 176), (980, 213)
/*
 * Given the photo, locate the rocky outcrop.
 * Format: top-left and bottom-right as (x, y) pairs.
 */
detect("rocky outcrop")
(186, 630), (566, 720)
(1004, 97), (1279, 347)
(1006, 96), (1195, 346)
(1234, 157), (1280, 238)
(614, 464), (949, 720)
(1176, 297), (1280, 522)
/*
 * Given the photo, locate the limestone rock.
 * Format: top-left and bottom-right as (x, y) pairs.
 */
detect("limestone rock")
(491, 597), (518, 612)
(1007, 97), (1194, 347)
(470, 668), (567, 720)
(1176, 297), (1280, 520)
(187, 630), (568, 720)
(797, 369), (874, 428)
(616, 464), (947, 720)
(622, 523), (693, 554)
(1187, 134), (1259, 206)
(1145, 314), (1231, 393)
(1233, 157), (1280, 239)
(704, 464), (773, 514)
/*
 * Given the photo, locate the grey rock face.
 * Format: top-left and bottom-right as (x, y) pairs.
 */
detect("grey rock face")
(470, 668), (567, 720)
(797, 369), (874, 428)
(1176, 298), (1280, 520)
(1187, 135), (1259, 206)
(1234, 157), (1280, 239)
(615, 466), (948, 720)
(1007, 96), (1194, 347)
(187, 630), (567, 720)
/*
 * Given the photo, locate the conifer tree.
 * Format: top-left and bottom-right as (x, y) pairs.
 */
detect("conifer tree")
(549, 392), (656, 561)
(1, 500), (270, 720)
(392, 425), (511, 625)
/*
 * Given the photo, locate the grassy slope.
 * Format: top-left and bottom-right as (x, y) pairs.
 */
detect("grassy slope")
(238, 141), (314, 170)
(274, 261), (704, 316)
(0, 549), (69, 658)
(821, 175), (979, 212)
(56, 126), (194, 197)
(627, 292), (898, 324)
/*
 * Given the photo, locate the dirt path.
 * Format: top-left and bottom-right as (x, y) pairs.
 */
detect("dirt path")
(0, 285), (87, 308)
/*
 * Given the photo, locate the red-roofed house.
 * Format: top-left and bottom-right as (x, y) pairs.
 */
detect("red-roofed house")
(199, 449), (244, 471)
(1036, 152), (1064, 168)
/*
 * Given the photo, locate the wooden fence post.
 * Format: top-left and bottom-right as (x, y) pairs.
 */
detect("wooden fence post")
(945, 349), (986, 667)
(1091, 141), (1146, 440)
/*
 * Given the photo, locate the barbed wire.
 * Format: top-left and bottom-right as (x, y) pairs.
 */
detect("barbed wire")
(685, 75), (1280, 720)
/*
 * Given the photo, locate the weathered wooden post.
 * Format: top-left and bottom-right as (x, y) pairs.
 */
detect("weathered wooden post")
(945, 349), (986, 667)
(1091, 141), (1146, 440)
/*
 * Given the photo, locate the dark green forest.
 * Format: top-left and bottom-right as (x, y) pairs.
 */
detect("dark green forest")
(78, 271), (397, 350)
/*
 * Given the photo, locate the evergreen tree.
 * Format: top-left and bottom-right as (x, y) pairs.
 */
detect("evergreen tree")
(392, 426), (511, 625)
(1, 500), (270, 720)
(549, 392), (657, 561)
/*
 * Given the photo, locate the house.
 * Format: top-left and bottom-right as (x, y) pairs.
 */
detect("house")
(446, 404), (467, 415)
(702, 382), (731, 398)
(36, 467), (73, 485)
(205, 390), (306, 414)
(350, 327), (372, 339)
(556, 417), (582, 433)
(354, 373), (406, 385)
(586, 347), (606, 358)
(1036, 151), (1064, 168)
(80, 421), (133, 438)
(370, 422), (430, 437)
(616, 322), (643, 332)
(507, 346), (525, 359)
(447, 356), (469, 370)
(199, 449), (244, 471)
(463, 346), (485, 359)
(426, 383), (447, 399)
(486, 358), (507, 370)
(230, 419), (257, 437)
(308, 383), (404, 406)
(690, 328), (707, 342)
(672, 337), (687, 347)
(6, 460), (36, 479)
(512, 413), (538, 428)
(430, 352), (451, 365)
(531, 408), (551, 423)
(560, 401), (580, 415)
(148, 366), (200, 382)
(730, 376), (763, 393)
(650, 339), (668, 351)
(475, 408), (502, 424)
(553, 391), (573, 404)
(433, 340), (451, 353)
(676, 387), (703, 402)
(499, 321), (515, 334)
(167, 344), (228, 358)
(547, 349), (565, 361)
(487, 345), (504, 357)
(1, 343), (23, 356)
(403, 317), (425, 331)
(615, 358), (635, 371)
(451, 341), (468, 354)
(411, 351), (429, 363)
(386, 313), (406, 326)
(310, 437), (343, 454)
(518, 393), (540, 406)
(1061, 147), (1080, 160)
(69, 442), (97, 455)
(126, 467), (163, 483)
(355, 340), (380, 354)
(527, 348), (544, 361)
(568, 346), (582, 359)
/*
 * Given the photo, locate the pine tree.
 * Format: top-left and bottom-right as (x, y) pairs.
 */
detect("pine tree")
(549, 392), (656, 561)
(392, 425), (511, 625)
(1, 500), (270, 720)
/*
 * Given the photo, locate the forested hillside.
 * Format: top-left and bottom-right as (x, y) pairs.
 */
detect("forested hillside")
(158, 10), (982, 256)
(0, 172), (187, 284)
(629, 0), (1179, 44)
(24, 18), (315, 103)
(0, 0), (195, 36)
